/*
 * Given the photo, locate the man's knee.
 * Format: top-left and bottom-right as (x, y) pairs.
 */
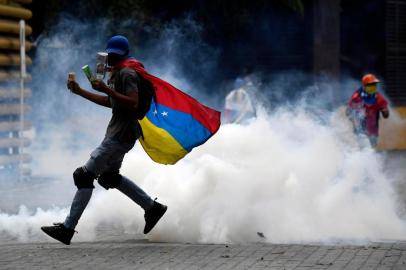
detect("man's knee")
(73, 167), (95, 189)
(98, 171), (122, 190)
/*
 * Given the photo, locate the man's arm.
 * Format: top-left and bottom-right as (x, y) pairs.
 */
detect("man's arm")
(346, 91), (363, 119)
(97, 82), (138, 110)
(91, 73), (139, 111)
(67, 80), (111, 108)
(378, 94), (389, 119)
(346, 95), (355, 118)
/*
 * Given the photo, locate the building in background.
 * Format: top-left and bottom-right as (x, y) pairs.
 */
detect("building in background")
(0, 0), (32, 178)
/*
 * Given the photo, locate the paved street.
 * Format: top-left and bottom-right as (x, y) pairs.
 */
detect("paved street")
(1, 240), (406, 269)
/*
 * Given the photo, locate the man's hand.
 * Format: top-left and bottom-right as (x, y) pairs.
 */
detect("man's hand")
(67, 80), (81, 94)
(381, 109), (389, 119)
(91, 79), (108, 93)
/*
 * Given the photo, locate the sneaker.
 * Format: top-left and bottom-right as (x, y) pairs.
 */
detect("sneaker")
(41, 223), (75, 245)
(144, 200), (167, 234)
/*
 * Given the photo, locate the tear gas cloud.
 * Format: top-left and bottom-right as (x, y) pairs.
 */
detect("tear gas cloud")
(0, 15), (406, 245)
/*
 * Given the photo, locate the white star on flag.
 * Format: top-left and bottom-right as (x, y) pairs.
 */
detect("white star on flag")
(161, 111), (168, 116)
(153, 109), (158, 115)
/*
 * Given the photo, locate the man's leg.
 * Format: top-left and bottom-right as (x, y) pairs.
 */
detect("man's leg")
(41, 166), (95, 245)
(98, 146), (155, 211)
(368, 135), (378, 148)
(63, 167), (95, 229)
(98, 172), (153, 210)
(98, 172), (167, 234)
(117, 176), (154, 210)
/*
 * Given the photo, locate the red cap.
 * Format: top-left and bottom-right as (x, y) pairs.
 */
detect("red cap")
(362, 74), (380, 86)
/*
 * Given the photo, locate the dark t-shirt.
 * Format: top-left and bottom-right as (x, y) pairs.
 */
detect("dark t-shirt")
(105, 67), (141, 144)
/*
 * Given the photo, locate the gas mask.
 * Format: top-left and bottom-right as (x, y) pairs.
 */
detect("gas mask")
(95, 52), (110, 80)
(364, 84), (378, 95)
(361, 86), (377, 105)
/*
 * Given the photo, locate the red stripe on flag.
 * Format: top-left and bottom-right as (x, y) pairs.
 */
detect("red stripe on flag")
(118, 59), (221, 134)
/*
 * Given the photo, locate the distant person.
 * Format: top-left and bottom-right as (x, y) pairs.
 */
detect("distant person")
(41, 35), (167, 245)
(224, 87), (255, 124)
(346, 73), (389, 147)
(224, 70), (257, 124)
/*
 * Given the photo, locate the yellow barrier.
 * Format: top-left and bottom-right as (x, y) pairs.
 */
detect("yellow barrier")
(0, 20), (32, 35)
(378, 107), (406, 150)
(0, 88), (31, 98)
(0, 153), (31, 165)
(0, 137), (30, 148)
(0, 4), (32, 19)
(0, 71), (31, 81)
(9, 0), (32, 4)
(0, 104), (31, 115)
(0, 121), (31, 132)
(0, 1), (33, 170)
(0, 37), (32, 50)
(0, 0), (32, 4)
(0, 54), (32, 65)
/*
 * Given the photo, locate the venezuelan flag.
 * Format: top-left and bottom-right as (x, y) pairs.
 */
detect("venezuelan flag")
(118, 59), (221, 165)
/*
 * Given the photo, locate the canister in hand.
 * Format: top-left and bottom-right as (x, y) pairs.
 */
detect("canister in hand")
(68, 72), (76, 82)
(82, 65), (94, 82)
(96, 52), (108, 80)
(67, 72), (76, 91)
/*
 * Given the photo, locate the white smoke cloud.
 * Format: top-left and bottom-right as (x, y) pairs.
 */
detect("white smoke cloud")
(130, 108), (406, 244)
(2, 107), (406, 244)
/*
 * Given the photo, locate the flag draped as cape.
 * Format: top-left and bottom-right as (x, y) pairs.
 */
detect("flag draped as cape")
(117, 59), (221, 165)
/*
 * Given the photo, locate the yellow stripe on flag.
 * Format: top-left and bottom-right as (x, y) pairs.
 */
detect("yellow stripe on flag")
(139, 117), (188, 165)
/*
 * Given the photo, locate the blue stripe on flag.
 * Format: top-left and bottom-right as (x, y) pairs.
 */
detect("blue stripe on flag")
(145, 101), (212, 151)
